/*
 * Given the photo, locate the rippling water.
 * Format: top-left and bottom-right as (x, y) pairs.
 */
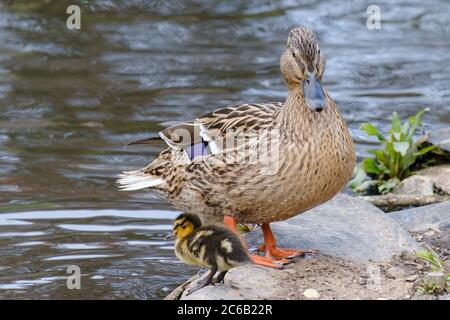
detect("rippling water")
(0, 0), (449, 299)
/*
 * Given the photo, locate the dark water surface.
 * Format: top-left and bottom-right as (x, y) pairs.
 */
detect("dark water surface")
(0, 0), (449, 299)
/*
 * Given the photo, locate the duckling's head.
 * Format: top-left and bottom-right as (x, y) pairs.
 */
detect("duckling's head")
(172, 213), (202, 239)
(280, 27), (326, 112)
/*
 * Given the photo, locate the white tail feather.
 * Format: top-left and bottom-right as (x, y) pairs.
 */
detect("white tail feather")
(116, 170), (164, 191)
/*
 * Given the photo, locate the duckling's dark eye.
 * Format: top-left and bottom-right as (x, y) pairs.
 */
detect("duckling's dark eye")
(182, 226), (186, 229)
(292, 52), (296, 58)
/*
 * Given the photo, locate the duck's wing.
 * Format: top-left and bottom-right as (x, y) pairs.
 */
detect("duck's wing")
(117, 102), (282, 191)
(128, 102), (283, 157)
(198, 102), (282, 136)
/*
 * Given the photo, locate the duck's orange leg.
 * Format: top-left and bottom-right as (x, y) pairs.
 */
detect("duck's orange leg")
(258, 223), (311, 259)
(223, 215), (237, 231)
(223, 215), (286, 269)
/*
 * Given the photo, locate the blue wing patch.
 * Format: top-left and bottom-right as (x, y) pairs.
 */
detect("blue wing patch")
(184, 139), (210, 160)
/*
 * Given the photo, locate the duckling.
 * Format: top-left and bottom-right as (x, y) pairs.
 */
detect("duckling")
(170, 213), (250, 290)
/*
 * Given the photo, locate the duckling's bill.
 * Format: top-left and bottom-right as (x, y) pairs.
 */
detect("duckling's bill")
(165, 232), (176, 240)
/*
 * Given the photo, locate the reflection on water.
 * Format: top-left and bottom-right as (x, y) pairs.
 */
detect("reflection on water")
(0, 209), (188, 299)
(0, 0), (449, 299)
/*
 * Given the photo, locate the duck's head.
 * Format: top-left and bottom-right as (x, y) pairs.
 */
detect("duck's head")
(168, 213), (202, 239)
(280, 27), (326, 112)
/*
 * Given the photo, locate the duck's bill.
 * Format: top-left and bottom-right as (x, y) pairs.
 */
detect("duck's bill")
(303, 75), (325, 112)
(165, 232), (176, 240)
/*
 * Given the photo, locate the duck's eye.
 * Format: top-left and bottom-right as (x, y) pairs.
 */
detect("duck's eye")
(292, 52), (296, 58)
(182, 226), (186, 229)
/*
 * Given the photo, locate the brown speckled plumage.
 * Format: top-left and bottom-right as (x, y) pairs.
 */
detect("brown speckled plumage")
(118, 27), (355, 225)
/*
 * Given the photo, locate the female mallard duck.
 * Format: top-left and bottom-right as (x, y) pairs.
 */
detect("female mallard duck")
(169, 213), (250, 290)
(118, 27), (355, 268)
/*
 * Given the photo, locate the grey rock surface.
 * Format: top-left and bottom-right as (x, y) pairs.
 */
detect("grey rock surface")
(181, 265), (281, 300)
(245, 194), (421, 263)
(393, 175), (434, 196)
(416, 165), (450, 195)
(392, 164), (450, 196)
(391, 200), (450, 232)
(396, 165), (450, 195)
(428, 128), (450, 152)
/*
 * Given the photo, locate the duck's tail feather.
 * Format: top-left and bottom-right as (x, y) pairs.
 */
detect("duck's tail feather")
(116, 170), (164, 191)
(126, 136), (164, 146)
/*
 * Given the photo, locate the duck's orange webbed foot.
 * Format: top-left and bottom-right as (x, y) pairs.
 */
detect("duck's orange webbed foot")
(257, 223), (314, 260)
(222, 215), (289, 269)
(257, 245), (309, 259)
(250, 254), (284, 269)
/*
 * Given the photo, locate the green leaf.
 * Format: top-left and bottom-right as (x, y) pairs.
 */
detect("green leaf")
(415, 145), (435, 156)
(391, 112), (401, 133)
(349, 164), (367, 189)
(385, 141), (396, 159)
(406, 108), (429, 140)
(415, 249), (445, 273)
(368, 149), (387, 166)
(401, 149), (417, 170)
(392, 132), (402, 141)
(353, 180), (376, 193)
(393, 141), (410, 156)
(401, 121), (410, 135)
(378, 178), (400, 194)
(363, 158), (382, 174)
(360, 123), (386, 141)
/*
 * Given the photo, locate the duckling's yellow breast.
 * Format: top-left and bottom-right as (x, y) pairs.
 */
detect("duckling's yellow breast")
(175, 239), (205, 267)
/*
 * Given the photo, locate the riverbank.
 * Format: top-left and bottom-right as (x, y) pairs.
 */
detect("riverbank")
(165, 195), (450, 300)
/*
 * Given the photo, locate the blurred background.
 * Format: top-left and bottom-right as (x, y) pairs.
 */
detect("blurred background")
(0, 0), (448, 299)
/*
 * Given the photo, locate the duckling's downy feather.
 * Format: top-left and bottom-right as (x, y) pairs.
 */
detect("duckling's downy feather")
(175, 225), (250, 271)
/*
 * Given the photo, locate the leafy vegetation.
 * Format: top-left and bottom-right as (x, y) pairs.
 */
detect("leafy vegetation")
(415, 248), (449, 294)
(350, 108), (436, 194)
(415, 249), (447, 274)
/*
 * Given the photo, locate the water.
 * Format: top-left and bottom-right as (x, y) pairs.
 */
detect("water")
(0, 0), (449, 299)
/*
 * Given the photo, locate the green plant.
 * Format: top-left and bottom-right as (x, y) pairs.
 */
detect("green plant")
(418, 281), (439, 295)
(415, 248), (450, 294)
(349, 108), (435, 194)
(415, 249), (446, 273)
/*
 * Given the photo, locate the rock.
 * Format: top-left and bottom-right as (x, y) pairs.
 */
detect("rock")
(386, 267), (409, 279)
(246, 194), (421, 263)
(180, 265), (281, 300)
(391, 200), (450, 232)
(405, 275), (418, 282)
(359, 278), (367, 285)
(427, 128), (450, 153)
(393, 165), (450, 196)
(423, 230), (436, 237)
(393, 175), (434, 196)
(416, 165), (450, 195)
(303, 288), (320, 299)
